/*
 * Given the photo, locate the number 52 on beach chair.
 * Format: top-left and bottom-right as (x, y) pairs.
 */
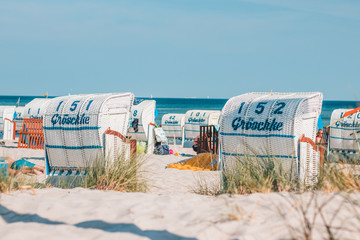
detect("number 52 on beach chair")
(219, 92), (323, 186)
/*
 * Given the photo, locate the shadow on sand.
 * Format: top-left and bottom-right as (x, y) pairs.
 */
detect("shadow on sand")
(0, 205), (196, 240)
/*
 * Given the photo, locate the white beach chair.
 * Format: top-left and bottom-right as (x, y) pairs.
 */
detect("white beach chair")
(183, 110), (220, 148)
(161, 113), (185, 145)
(328, 109), (360, 162)
(2, 107), (16, 140)
(13, 106), (25, 132)
(22, 98), (52, 119)
(127, 100), (156, 154)
(0, 106), (15, 134)
(43, 93), (134, 176)
(219, 92), (323, 185)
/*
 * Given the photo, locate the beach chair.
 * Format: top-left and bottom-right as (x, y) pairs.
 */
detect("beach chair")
(43, 93), (134, 176)
(219, 92), (323, 185)
(183, 110), (220, 148)
(328, 109), (360, 163)
(22, 98), (51, 119)
(2, 107), (16, 140)
(0, 106), (15, 134)
(127, 100), (156, 154)
(161, 113), (185, 145)
(13, 106), (25, 133)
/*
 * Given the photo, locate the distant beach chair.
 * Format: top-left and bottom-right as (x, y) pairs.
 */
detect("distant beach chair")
(1, 107), (16, 141)
(22, 98), (51, 119)
(127, 100), (156, 154)
(43, 93), (134, 176)
(328, 108), (360, 163)
(0, 106), (15, 135)
(219, 92), (323, 186)
(183, 110), (220, 148)
(17, 98), (51, 149)
(13, 106), (25, 133)
(161, 113), (185, 145)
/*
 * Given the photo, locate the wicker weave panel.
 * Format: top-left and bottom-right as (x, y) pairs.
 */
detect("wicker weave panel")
(299, 141), (320, 186)
(329, 109), (360, 152)
(161, 114), (185, 138)
(22, 98), (52, 119)
(220, 92), (323, 179)
(0, 106), (15, 133)
(2, 107), (16, 140)
(43, 93), (134, 172)
(127, 100), (156, 141)
(184, 110), (221, 139)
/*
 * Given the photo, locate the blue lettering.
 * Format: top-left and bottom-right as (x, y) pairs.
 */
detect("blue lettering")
(231, 117), (283, 132)
(188, 117), (205, 123)
(50, 113), (91, 126)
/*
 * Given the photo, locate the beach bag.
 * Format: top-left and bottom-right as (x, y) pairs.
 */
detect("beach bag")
(154, 144), (170, 155)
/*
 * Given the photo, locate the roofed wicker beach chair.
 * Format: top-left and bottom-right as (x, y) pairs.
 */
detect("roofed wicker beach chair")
(161, 113), (185, 145)
(219, 92), (323, 186)
(43, 93), (134, 176)
(127, 100), (156, 154)
(328, 108), (360, 163)
(22, 98), (52, 119)
(183, 110), (220, 148)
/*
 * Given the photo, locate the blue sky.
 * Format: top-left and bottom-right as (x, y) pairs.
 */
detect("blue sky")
(0, 0), (359, 100)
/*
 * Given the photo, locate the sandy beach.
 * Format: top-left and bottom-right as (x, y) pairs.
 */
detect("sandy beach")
(1, 141), (360, 240)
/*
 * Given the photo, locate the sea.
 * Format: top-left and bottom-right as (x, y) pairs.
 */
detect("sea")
(0, 95), (359, 127)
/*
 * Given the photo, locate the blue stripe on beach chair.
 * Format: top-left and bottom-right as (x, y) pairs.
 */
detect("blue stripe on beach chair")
(44, 126), (100, 130)
(184, 138), (194, 141)
(185, 123), (203, 125)
(128, 131), (145, 134)
(220, 132), (296, 138)
(330, 126), (360, 131)
(45, 145), (103, 149)
(330, 149), (358, 154)
(329, 136), (359, 141)
(221, 152), (298, 159)
(50, 170), (86, 176)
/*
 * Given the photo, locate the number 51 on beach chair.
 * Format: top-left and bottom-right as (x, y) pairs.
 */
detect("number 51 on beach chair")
(43, 93), (134, 177)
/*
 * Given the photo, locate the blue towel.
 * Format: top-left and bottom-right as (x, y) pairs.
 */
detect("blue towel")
(11, 159), (36, 170)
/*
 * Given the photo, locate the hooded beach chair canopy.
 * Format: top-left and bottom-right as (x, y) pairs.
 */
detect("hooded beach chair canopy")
(43, 93), (134, 175)
(329, 109), (360, 161)
(127, 100), (156, 154)
(0, 106), (16, 135)
(161, 113), (185, 138)
(0, 106), (15, 133)
(22, 98), (52, 119)
(184, 110), (221, 140)
(127, 100), (156, 141)
(13, 106), (25, 132)
(220, 92), (323, 183)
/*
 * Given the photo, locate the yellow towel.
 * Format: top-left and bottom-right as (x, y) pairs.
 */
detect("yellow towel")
(167, 153), (218, 171)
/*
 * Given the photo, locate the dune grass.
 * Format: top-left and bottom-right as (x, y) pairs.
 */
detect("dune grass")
(194, 154), (360, 195)
(82, 154), (148, 192)
(1, 153), (148, 193)
(0, 172), (42, 193)
(221, 156), (299, 194)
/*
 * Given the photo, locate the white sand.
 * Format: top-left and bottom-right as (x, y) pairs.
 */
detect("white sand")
(1, 142), (360, 239)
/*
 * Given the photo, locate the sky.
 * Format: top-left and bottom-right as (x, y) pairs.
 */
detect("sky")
(0, 0), (359, 100)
